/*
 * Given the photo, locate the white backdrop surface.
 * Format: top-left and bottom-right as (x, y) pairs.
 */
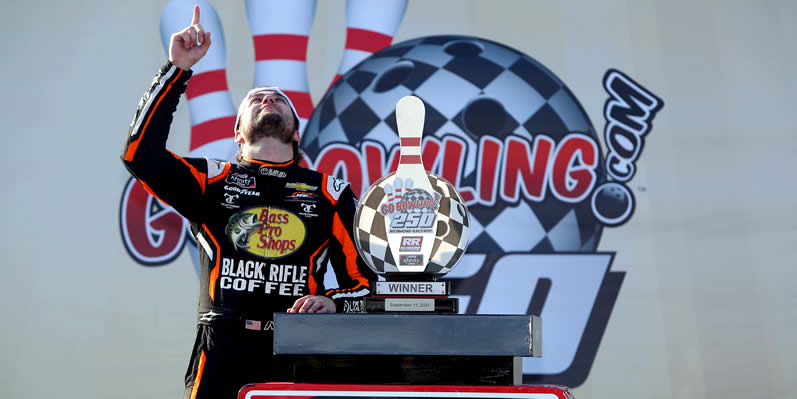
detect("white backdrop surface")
(1, 1), (795, 398)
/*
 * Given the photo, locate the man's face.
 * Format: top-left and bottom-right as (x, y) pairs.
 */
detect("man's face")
(238, 90), (296, 144)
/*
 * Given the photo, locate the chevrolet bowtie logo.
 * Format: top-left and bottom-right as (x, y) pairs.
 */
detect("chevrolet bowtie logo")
(286, 182), (317, 191)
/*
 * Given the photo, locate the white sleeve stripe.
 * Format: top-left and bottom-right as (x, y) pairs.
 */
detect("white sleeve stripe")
(318, 247), (329, 266)
(131, 65), (179, 138)
(196, 233), (214, 260)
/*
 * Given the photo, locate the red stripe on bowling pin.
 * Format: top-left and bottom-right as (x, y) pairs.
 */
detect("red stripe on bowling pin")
(393, 178), (403, 203)
(345, 28), (393, 53)
(385, 183), (394, 204)
(161, 0), (238, 159)
(253, 34), (310, 61)
(185, 70), (229, 99)
(400, 138), (421, 147)
(403, 178), (414, 201)
(246, 0), (316, 134)
(328, 0), (408, 89)
(398, 132), (422, 165)
(190, 117), (237, 150)
(281, 90), (315, 120)
(399, 155), (422, 164)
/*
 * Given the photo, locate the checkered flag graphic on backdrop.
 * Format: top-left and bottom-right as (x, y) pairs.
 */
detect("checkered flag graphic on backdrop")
(304, 36), (604, 257)
(354, 173), (470, 275)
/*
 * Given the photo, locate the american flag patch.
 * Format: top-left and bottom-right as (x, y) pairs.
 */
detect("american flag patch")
(245, 320), (261, 330)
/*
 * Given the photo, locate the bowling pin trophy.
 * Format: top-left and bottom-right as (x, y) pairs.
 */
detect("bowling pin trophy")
(354, 96), (470, 313)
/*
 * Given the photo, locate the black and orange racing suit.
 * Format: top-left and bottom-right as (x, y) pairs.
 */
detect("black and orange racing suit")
(121, 61), (375, 399)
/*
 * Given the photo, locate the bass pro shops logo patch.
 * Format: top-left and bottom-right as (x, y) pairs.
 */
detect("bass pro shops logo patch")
(225, 207), (306, 259)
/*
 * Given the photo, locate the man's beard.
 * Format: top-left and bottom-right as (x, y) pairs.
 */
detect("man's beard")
(247, 112), (294, 143)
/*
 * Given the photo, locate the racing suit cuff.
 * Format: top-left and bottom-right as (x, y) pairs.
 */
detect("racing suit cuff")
(161, 60), (194, 88)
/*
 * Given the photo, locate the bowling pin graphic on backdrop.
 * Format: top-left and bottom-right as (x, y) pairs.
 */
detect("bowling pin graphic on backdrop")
(329, 0), (408, 89)
(245, 0), (317, 135)
(160, 0), (240, 162)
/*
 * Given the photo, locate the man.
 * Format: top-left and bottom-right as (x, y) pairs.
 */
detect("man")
(121, 6), (375, 398)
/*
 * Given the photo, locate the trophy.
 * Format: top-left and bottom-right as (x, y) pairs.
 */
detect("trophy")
(353, 96), (471, 313)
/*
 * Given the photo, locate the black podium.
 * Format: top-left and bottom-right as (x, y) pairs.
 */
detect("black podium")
(273, 313), (541, 385)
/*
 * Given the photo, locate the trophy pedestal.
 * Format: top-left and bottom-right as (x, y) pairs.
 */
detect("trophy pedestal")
(288, 355), (516, 385)
(273, 313), (540, 385)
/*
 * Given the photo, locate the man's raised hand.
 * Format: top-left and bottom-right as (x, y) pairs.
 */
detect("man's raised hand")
(168, 5), (211, 71)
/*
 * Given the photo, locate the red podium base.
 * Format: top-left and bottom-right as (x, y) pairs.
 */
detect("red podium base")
(238, 383), (571, 399)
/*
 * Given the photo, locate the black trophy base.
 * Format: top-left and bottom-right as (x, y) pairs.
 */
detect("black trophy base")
(365, 296), (458, 313)
(288, 354), (514, 385)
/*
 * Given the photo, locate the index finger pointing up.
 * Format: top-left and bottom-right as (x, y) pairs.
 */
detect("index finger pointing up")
(191, 5), (200, 25)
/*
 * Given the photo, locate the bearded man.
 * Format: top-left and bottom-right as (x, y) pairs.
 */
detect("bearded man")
(121, 6), (375, 398)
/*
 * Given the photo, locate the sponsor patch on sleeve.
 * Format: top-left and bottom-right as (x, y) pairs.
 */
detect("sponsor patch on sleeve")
(325, 176), (349, 201)
(205, 158), (227, 180)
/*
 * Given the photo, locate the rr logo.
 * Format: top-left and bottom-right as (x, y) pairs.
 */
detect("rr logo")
(399, 236), (422, 251)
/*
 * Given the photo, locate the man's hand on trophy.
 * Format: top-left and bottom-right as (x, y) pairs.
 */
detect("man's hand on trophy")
(168, 5), (211, 71)
(287, 295), (336, 313)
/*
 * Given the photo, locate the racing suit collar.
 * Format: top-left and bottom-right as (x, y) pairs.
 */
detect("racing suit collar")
(239, 156), (296, 170)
